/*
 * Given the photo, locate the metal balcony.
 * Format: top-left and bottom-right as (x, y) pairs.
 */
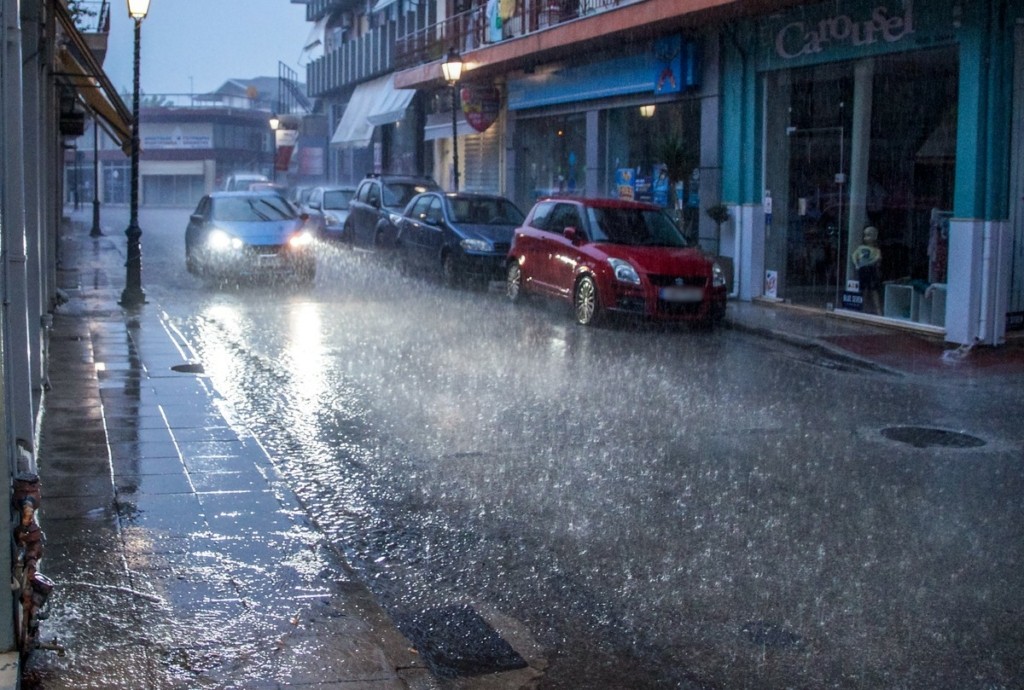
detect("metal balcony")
(395, 0), (633, 70)
(306, 7), (434, 96)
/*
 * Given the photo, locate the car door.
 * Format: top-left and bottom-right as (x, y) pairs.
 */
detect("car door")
(514, 201), (556, 294)
(399, 195), (434, 268)
(185, 196), (211, 252)
(543, 202), (586, 299)
(420, 195), (446, 267)
(348, 180), (377, 245)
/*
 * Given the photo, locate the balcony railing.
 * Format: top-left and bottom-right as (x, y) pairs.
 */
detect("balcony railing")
(306, 7), (435, 96)
(395, 0), (633, 70)
(306, 0), (361, 22)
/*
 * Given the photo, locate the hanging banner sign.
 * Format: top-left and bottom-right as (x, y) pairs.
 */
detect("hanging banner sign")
(460, 85), (500, 133)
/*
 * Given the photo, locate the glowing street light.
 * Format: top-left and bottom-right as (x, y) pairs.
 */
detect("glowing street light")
(441, 48), (463, 191)
(120, 0), (151, 307)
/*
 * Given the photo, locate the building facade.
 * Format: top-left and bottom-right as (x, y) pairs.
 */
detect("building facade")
(371, 0), (1023, 346)
(2, 0), (131, 655)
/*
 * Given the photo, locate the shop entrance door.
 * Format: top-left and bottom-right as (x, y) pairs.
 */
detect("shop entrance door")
(784, 126), (848, 309)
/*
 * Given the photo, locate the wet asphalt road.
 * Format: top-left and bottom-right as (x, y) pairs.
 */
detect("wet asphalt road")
(113, 207), (1024, 688)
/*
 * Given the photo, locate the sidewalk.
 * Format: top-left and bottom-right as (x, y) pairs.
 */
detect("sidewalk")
(22, 221), (435, 688)
(19, 216), (1024, 688)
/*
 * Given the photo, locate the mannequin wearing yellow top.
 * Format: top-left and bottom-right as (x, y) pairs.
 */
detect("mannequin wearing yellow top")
(851, 225), (882, 314)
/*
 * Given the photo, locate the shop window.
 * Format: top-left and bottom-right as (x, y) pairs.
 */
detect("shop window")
(763, 46), (957, 322)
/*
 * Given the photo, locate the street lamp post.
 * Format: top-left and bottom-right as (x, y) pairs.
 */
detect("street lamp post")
(120, 0), (150, 308)
(90, 115), (102, 237)
(269, 115), (280, 183)
(441, 48), (463, 191)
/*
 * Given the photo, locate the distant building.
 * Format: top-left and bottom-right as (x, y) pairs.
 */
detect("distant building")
(65, 76), (320, 207)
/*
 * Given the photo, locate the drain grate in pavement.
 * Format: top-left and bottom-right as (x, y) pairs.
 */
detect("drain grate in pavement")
(395, 604), (527, 678)
(171, 362), (205, 374)
(881, 426), (986, 449)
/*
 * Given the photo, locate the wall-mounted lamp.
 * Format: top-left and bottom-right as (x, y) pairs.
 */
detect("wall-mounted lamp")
(640, 104), (656, 118)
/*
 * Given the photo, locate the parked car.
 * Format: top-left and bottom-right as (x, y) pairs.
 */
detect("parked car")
(305, 185), (357, 241)
(342, 173), (440, 248)
(506, 197), (728, 326)
(395, 192), (525, 287)
(248, 181), (288, 197)
(221, 172), (269, 192)
(185, 191), (317, 284)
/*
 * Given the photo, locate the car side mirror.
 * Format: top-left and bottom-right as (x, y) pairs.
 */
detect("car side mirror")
(190, 213), (203, 223)
(564, 226), (583, 244)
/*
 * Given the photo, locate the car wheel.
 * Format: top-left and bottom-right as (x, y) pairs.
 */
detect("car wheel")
(506, 261), (524, 303)
(441, 253), (461, 289)
(574, 274), (603, 326)
(341, 221), (355, 246)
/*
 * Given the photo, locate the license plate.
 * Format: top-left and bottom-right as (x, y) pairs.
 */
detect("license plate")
(258, 254), (282, 267)
(659, 286), (704, 302)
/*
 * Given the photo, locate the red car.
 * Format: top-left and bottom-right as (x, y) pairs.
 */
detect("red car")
(506, 197), (727, 326)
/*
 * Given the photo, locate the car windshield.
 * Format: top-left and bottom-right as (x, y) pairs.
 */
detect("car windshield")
(586, 206), (692, 247)
(212, 195), (297, 222)
(383, 182), (432, 208)
(323, 190), (354, 210)
(448, 197), (525, 225)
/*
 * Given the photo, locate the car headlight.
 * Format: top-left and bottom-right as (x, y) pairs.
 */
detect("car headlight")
(608, 258), (640, 286)
(460, 238), (492, 253)
(207, 229), (243, 252)
(288, 231), (315, 248)
(712, 261), (727, 288)
(388, 212), (404, 226)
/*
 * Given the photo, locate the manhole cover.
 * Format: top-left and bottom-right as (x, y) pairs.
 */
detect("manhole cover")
(171, 362), (205, 374)
(394, 604), (527, 678)
(881, 426), (986, 449)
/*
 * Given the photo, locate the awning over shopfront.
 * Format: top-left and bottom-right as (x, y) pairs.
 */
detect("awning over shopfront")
(54, 2), (132, 156)
(330, 74), (415, 147)
(367, 74), (415, 126)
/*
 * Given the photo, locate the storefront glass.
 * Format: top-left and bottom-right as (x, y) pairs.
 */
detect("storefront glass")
(764, 46), (957, 325)
(513, 113), (586, 209)
(604, 101), (700, 237)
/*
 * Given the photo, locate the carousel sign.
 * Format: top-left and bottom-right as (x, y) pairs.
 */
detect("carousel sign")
(774, 2), (915, 60)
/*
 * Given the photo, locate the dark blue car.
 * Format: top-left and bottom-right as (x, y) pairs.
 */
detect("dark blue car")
(395, 192), (525, 288)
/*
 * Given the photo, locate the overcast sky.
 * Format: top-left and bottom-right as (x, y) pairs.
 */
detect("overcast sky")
(103, 0), (313, 96)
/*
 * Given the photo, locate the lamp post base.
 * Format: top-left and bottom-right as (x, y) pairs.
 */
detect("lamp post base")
(119, 286), (146, 308)
(90, 200), (102, 237)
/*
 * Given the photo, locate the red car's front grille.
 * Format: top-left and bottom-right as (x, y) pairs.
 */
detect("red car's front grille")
(648, 274), (707, 288)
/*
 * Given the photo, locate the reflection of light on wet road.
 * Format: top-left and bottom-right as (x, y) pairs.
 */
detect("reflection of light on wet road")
(283, 301), (326, 438)
(199, 303), (245, 398)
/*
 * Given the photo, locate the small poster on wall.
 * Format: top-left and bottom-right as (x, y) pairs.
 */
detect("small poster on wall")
(765, 270), (778, 299)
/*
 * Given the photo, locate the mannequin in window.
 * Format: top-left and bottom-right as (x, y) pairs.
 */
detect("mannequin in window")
(851, 225), (882, 314)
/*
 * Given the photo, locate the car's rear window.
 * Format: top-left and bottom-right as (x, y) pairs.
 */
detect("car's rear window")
(213, 196), (296, 222)
(449, 198), (525, 225)
(384, 182), (434, 208)
(323, 190), (354, 210)
(587, 207), (692, 247)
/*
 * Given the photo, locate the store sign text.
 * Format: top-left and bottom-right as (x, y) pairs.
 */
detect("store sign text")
(775, 4), (915, 60)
